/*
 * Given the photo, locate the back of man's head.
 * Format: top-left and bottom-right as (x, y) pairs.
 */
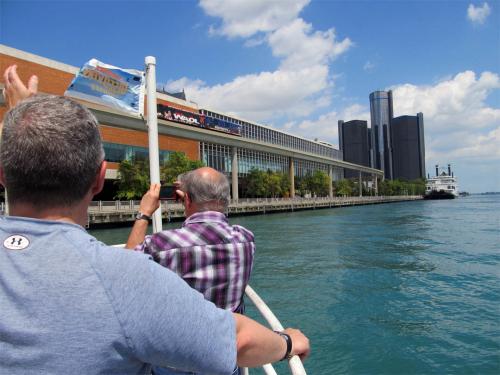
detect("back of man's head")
(0, 95), (104, 209)
(180, 167), (230, 213)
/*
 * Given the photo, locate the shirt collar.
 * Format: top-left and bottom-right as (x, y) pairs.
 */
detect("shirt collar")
(183, 211), (228, 226)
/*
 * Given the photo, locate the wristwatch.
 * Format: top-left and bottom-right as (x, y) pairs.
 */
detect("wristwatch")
(274, 331), (292, 361)
(135, 212), (151, 222)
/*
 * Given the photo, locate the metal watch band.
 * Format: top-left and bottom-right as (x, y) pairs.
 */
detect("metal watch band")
(274, 331), (292, 361)
(135, 212), (151, 221)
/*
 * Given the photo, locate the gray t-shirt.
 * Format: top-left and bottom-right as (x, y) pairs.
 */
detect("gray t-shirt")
(0, 216), (236, 375)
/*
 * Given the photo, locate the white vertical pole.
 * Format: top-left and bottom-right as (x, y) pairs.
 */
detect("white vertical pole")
(358, 171), (362, 197)
(145, 56), (162, 233)
(231, 146), (239, 201)
(328, 165), (333, 198)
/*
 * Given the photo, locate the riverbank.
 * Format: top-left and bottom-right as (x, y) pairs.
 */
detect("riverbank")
(87, 195), (422, 228)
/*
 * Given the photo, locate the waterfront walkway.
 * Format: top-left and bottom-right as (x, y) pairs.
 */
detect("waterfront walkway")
(87, 195), (422, 226)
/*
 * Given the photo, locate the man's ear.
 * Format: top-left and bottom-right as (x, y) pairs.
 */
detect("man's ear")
(184, 191), (192, 207)
(91, 161), (107, 196)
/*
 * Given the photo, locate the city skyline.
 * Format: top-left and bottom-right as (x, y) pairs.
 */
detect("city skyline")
(1, 0), (498, 192)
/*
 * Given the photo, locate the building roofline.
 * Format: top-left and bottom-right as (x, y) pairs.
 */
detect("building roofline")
(0, 44), (79, 74)
(156, 91), (199, 109)
(200, 105), (339, 150)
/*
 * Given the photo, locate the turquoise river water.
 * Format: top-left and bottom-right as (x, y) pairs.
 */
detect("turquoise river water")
(90, 194), (500, 374)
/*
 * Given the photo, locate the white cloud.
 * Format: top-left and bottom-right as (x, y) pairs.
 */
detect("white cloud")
(268, 18), (352, 70)
(363, 61), (375, 72)
(244, 36), (266, 47)
(390, 71), (500, 134)
(448, 127), (500, 160)
(167, 65), (330, 121)
(467, 2), (491, 24)
(172, 0), (352, 123)
(277, 104), (371, 147)
(387, 70), (500, 186)
(164, 77), (205, 93)
(200, 0), (310, 38)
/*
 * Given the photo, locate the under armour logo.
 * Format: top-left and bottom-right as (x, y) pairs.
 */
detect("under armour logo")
(3, 235), (30, 250)
(11, 237), (23, 246)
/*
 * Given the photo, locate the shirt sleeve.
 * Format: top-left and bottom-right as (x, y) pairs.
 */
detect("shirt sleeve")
(134, 234), (153, 254)
(95, 248), (236, 374)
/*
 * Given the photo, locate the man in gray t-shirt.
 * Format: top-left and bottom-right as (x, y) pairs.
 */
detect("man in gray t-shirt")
(0, 65), (310, 374)
(0, 216), (235, 374)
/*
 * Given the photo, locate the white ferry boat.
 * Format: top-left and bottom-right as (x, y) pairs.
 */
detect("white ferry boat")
(425, 164), (459, 199)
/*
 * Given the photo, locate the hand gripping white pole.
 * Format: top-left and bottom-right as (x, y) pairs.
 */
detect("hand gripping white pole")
(145, 56), (162, 233)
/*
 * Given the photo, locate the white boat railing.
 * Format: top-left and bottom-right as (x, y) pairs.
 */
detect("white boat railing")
(112, 244), (306, 374)
(243, 285), (307, 375)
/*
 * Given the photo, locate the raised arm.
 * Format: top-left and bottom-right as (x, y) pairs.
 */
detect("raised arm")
(3, 65), (38, 110)
(233, 313), (310, 367)
(125, 183), (160, 249)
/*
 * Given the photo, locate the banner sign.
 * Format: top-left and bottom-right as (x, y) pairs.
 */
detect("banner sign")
(65, 59), (145, 117)
(204, 115), (242, 136)
(157, 104), (205, 127)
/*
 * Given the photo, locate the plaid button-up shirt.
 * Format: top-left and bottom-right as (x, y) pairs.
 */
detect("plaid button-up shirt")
(135, 211), (255, 312)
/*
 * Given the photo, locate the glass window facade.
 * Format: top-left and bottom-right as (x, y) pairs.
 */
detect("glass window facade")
(199, 109), (346, 181)
(200, 109), (342, 160)
(103, 142), (173, 165)
(238, 148), (288, 176)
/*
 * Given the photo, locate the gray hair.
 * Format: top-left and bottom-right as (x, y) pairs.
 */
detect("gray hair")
(179, 168), (230, 212)
(0, 95), (104, 208)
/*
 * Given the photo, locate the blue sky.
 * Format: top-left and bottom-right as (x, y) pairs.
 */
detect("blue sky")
(1, 0), (499, 192)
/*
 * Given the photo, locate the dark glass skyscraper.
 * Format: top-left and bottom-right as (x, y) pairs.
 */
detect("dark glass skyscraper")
(369, 90), (393, 179)
(338, 120), (370, 178)
(391, 113), (426, 180)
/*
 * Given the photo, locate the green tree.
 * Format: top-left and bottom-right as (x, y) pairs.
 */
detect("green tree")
(244, 168), (267, 197)
(336, 179), (353, 196)
(308, 170), (330, 196)
(411, 178), (426, 195)
(266, 171), (282, 198)
(161, 151), (204, 183)
(391, 179), (405, 195)
(295, 176), (308, 197)
(378, 180), (393, 196)
(279, 172), (290, 198)
(115, 159), (150, 200)
(297, 171), (330, 197)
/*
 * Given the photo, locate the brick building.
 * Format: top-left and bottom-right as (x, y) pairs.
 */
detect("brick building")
(0, 45), (199, 199)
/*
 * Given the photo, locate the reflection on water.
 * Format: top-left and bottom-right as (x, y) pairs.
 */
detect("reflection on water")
(90, 195), (500, 375)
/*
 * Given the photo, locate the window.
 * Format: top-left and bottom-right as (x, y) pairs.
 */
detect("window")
(103, 142), (173, 166)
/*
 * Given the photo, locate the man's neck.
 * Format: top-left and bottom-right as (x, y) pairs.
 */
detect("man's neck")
(8, 201), (89, 227)
(185, 210), (226, 221)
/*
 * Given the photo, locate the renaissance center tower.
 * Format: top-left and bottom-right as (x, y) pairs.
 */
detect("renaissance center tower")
(369, 90), (394, 180)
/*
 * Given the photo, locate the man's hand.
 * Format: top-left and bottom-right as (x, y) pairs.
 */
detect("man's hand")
(283, 328), (310, 361)
(139, 183), (161, 216)
(3, 65), (38, 110)
(125, 183), (160, 250)
(173, 180), (184, 202)
(233, 314), (310, 367)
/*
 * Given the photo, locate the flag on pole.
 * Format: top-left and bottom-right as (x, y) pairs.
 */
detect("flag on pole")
(65, 59), (145, 117)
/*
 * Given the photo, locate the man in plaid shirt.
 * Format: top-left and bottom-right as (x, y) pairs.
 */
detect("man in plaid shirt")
(126, 167), (255, 314)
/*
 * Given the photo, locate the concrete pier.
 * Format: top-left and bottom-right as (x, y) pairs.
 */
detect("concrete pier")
(87, 196), (423, 226)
